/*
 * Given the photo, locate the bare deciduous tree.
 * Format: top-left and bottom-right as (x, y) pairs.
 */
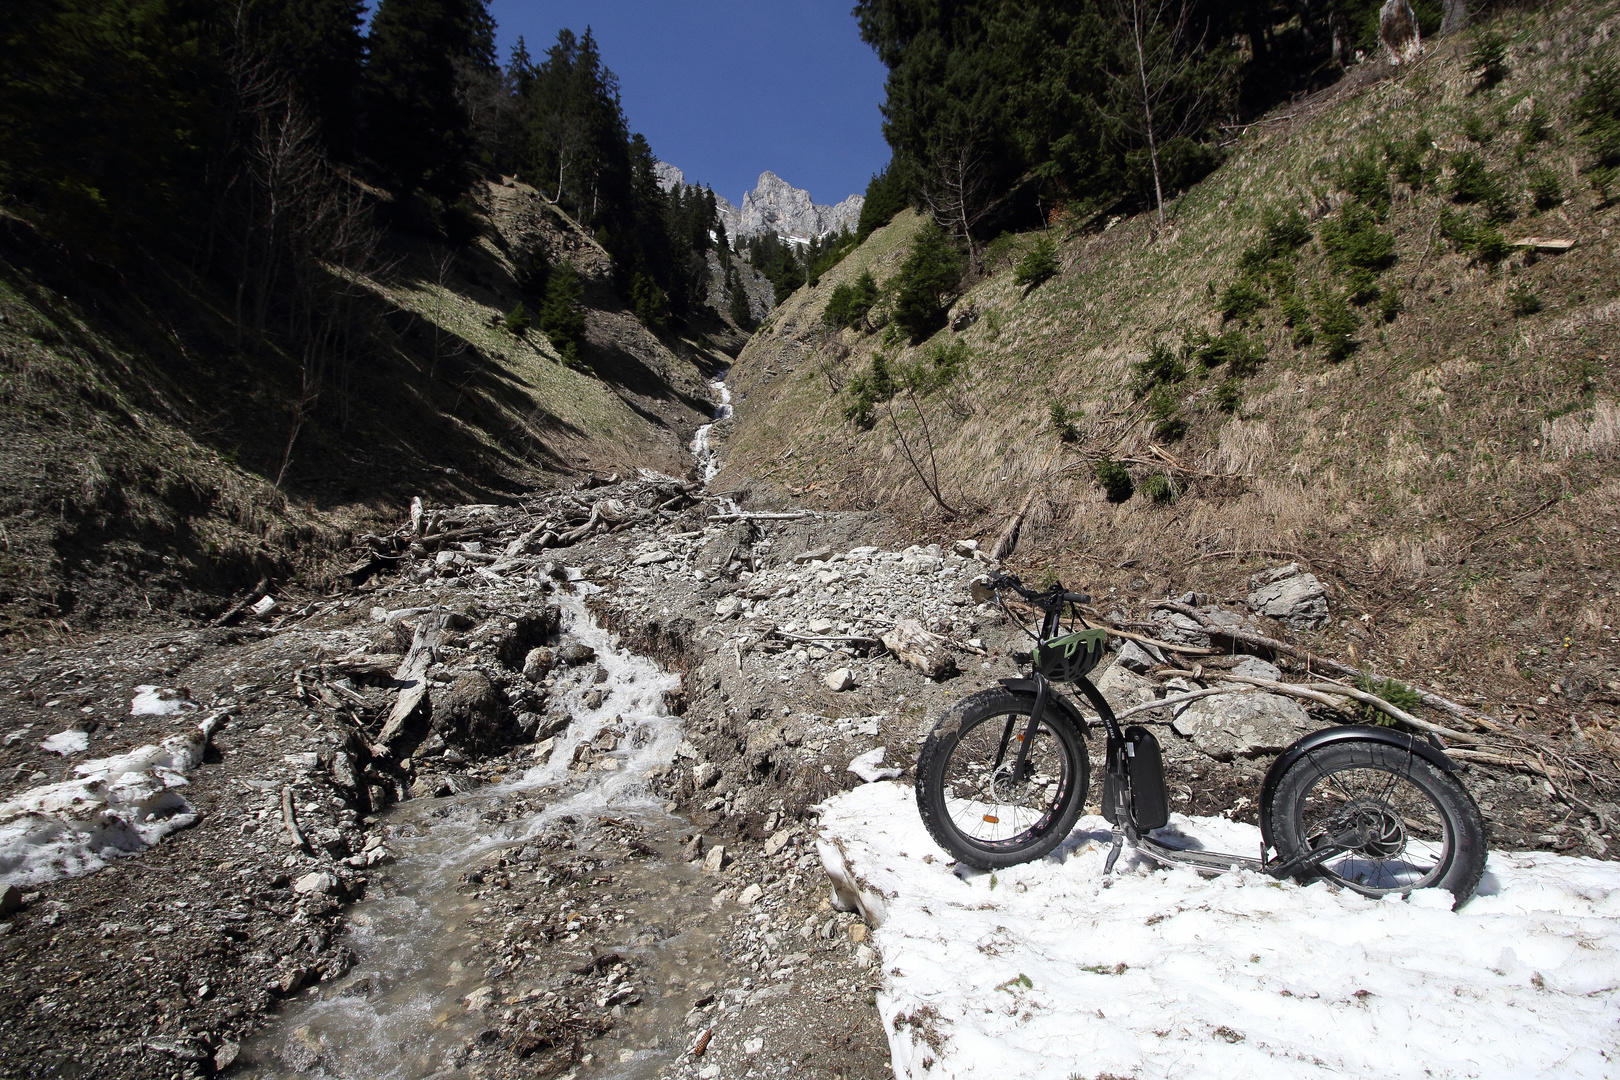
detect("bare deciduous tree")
(1105, 0), (1223, 230)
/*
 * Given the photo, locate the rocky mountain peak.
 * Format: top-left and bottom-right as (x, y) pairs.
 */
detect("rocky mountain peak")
(655, 161), (863, 243)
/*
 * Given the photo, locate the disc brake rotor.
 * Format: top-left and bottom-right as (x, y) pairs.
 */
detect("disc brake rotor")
(1319, 797), (1408, 859)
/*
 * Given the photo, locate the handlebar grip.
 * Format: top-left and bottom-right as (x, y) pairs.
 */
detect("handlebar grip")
(1063, 591), (1091, 605)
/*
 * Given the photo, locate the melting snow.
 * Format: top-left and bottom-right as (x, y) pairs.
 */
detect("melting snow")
(131, 685), (198, 716)
(40, 729), (90, 755)
(0, 713), (226, 887)
(818, 781), (1620, 1080)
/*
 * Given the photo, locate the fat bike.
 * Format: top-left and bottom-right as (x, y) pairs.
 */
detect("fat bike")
(914, 574), (1487, 903)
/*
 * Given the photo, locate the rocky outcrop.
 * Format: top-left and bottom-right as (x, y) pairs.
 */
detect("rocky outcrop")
(1247, 564), (1330, 630)
(656, 161), (862, 242)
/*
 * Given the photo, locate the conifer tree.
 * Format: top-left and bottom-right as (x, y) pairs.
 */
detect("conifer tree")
(362, 0), (495, 201)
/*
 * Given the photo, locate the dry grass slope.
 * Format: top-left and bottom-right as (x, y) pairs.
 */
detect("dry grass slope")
(724, 3), (1620, 777)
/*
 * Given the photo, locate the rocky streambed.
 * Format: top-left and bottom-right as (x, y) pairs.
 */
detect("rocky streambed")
(0, 470), (1595, 1080)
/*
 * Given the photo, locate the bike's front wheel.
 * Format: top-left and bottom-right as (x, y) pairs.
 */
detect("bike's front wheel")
(915, 688), (1089, 870)
(1267, 739), (1486, 902)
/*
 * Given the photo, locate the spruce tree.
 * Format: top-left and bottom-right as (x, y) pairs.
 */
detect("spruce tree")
(244, 0), (366, 157)
(362, 0), (495, 201)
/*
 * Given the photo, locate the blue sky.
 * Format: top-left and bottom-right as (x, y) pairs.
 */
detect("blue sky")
(485, 0), (891, 206)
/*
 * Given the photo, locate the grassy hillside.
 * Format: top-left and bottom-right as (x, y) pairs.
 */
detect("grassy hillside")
(0, 179), (726, 632)
(722, 3), (1620, 751)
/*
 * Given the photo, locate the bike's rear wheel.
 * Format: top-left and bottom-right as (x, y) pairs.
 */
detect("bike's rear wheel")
(915, 688), (1089, 869)
(1267, 740), (1486, 902)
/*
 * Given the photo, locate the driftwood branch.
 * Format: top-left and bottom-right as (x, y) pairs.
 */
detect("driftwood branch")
(281, 784), (309, 852)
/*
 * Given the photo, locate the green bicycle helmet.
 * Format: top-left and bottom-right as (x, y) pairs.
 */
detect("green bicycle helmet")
(1031, 628), (1109, 683)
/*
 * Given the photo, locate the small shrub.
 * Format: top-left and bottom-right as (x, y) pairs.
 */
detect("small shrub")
(631, 272), (668, 332)
(1520, 105), (1554, 148)
(916, 339), (970, 391)
(1462, 114), (1493, 145)
(823, 282), (855, 329)
(1469, 31), (1510, 89)
(1508, 282), (1543, 316)
(1575, 59), (1620, 200)
(892, 222), (965, 343)
(1315, 290), (1360, 362)
(1189, 330), (1265, 377)
(1386, 129), (1437, 189)
(1474, 226), (1511, 266)
(1213, 379), (1242, 414)
(1217, 278), (1268, 323)
(1050, 401), (1080, 441)
(503, 301), (531, 336)
(1140, 472), (1177, 504)
(1013, 235), (1060, 290)
(1448, 152), (1514, 222)
(1278, 289), (1313, 343)
(1094, 459), (1134, 503)
(843, 353), (896, 426)
(846, 271), (880, 327)
(1265, 207), (1313, 251)
(1319, 202), (1396, 298)
(1353, 674), (1424, 726)
(1132, 340), (1187, 397)
(1340, 151), (1392, 218)
(1379, 284), (1401, 323)
(538, 269), (587, 365)
(1438, 207), (1477, 252)
(1528, 167), (1564, 211)
(1145, 385), (1185, 441)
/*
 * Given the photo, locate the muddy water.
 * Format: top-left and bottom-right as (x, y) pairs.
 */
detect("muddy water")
(243, 586), (714, 1080)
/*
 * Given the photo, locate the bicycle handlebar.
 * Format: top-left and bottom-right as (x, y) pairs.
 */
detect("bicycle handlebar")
(985, 573), (1090, 607)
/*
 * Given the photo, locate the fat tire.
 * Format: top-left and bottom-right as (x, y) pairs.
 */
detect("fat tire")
(915, 688), (1089, 870)
(1267, 739), (1486, 904)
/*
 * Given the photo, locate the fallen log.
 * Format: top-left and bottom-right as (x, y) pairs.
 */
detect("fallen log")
(212, 577), (270, 627)
(708, 511), (812, 522)
(373, 613), (443, 756)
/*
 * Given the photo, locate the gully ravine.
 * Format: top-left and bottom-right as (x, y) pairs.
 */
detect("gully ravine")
(237, 370), (898, 1080)
(1, 373), (1576, 1080)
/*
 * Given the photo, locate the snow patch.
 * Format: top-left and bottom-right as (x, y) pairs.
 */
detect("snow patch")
(40, 730), (89, 755)
(130, 685), (198, 717)
(819, 781), (1620, 1080)
(0, 713), (227, 887)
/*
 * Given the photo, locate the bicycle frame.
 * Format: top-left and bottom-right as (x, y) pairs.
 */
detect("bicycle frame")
(992, 576), (1379, 880)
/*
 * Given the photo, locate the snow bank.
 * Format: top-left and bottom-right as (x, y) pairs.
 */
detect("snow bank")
(0, 713), (226, 887)
(818, 781), (1620, 1080)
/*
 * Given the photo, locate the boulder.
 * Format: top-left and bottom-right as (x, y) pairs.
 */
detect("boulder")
(521, 647), (555, 681)
(692, 762), (721, 789)
(435, 671), (513, 751)
(1093, 662), (1162, 713)
(0, 884), (20, 916)
(557, 642), (597, 665)
(1230, 656), (1283, 682)
(292, 871), (338, 897)
(1114, 639), (1165, 674)
(1171, 691), (1311, 760)
(1248, 564), (1330, 630)
(824, 667), (856, 692)
(1150, 610), (1212, 647)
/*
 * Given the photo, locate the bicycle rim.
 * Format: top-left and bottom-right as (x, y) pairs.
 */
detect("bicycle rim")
(1296, 761), (1453, 895)
(939, 710), (1075, 850)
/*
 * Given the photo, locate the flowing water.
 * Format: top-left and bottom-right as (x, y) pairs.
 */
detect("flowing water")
(244, 372), (745, 1079)
(243, 587), (719, 1079)
(689, 372), (732, 486)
